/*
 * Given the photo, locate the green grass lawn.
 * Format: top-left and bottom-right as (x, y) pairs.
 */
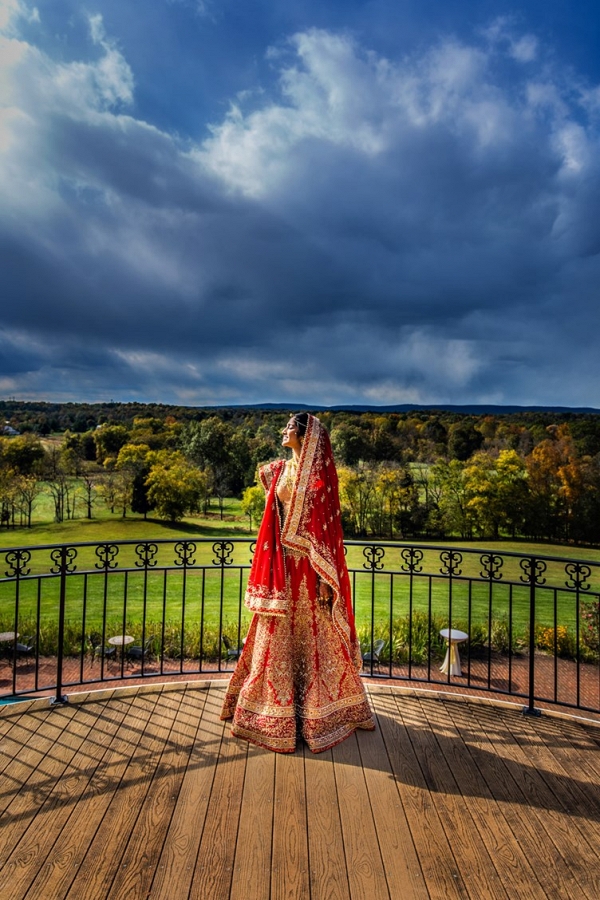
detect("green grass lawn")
(0, 493), (253, 549)
(1, 495), (599, 660)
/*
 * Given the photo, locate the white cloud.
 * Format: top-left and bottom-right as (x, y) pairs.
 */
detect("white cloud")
(0, 0), (22, 30)
(510, 35), (537, 63)
(483, 17), (537, 63)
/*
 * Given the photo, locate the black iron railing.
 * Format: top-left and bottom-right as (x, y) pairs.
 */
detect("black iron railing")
(1, 539), (599, 715)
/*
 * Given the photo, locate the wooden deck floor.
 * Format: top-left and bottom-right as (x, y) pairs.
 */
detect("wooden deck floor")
(1, 683), (600, 900)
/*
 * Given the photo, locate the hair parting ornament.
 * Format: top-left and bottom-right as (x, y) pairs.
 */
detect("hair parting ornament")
(292, 412), (309, 439)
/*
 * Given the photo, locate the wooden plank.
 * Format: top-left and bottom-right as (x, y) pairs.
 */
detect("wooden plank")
(0, 696), (132, 900)
(332, 730), (390, 900)
(449, 700), (594, 899)
(64, 688), (183, 900)
(188, 687), (248, 900)
(403, 694), (509, 900)
(371, 689), (467, 899)
(419, 695), (546, 900)
(22, 693), (154, 900)
(357, 690), (427, 900)
(0, 704), (55, 786)
(304, 745), (350, 900)
(498, 708), (600, 897)
(521, 714), (600, 820)
(108, 687), (208, 900)
(270, 748), (309, 900)
(0, 702), (100, 868)
(147, 685), (222, 900)
(230, 742), (275, 900)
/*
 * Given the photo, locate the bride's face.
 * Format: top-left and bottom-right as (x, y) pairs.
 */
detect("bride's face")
(282, 418), (302, 453)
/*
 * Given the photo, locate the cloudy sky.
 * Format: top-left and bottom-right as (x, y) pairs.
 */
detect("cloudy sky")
(2, 0), (600, 408)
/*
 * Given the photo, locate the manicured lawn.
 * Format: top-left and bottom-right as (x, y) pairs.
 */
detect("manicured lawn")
(0, 494), (252, 550)
(1, 500), (599, 654)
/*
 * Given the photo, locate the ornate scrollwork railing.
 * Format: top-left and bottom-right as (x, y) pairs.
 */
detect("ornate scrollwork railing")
(50, 546), (77, 574)
(519, 557), (547, 586)
(363, 545), (385, 571)
(480, 553), (504, 581)
(174, 541), (197, 567)
(135, 543), (158, 569)
(0, 538), (599, 717)
(4, 549), (31, 578)
(212, 540), (234, 567)
(95, 543), (119, 570)
(401, 547), (423, 574)
(439, 549), (462, 577)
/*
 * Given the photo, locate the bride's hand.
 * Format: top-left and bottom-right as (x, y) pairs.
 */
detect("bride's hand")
(318, 580), (333, 606)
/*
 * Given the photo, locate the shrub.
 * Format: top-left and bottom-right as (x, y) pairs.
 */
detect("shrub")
(580, 596), (599, 660)
(534, 624), (577, 659)
(0, 615), (247, 662)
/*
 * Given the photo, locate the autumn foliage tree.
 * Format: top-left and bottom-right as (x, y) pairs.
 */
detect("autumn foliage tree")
(145, 451), (209, 521)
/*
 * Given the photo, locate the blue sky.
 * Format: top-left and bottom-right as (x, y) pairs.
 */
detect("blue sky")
(2, 0), (600, 408)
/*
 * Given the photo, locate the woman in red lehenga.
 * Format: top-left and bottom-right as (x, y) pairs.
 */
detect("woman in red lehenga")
(221, 413), (375, 753)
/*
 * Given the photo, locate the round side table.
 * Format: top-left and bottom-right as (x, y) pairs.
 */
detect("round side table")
(439, 628), (469, 677)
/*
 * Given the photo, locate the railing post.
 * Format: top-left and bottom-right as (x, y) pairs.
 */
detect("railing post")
(52, 546), (69, 706)
(362, 545), (384, 675)
(213, 542), (234, 672)
(523, 555), (541, 717)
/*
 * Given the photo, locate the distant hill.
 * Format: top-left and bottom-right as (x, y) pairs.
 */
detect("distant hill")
(232, 402), (600, 415)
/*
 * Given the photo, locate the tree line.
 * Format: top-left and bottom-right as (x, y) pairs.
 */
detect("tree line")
(2, 406), (600, 544)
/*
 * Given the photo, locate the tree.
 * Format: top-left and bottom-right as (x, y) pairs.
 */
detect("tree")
(463, 450), (528, 539)
(93, 425), (129, 465)
(430, 459), (473, 538)
(338, 463), (377, 535)
(241, 485), (265, 531)
(63, 430), (97, 461)
(116, 443), (153, 518)
(40, 445), (72, 522)
(448, 421), (484, 461)
(95, 471), (121, 515)
(0, 435), (45, 474)
(146, 452), (208, 521)
(330, 424), (372, 466)
(180, 417), (238, 513)
(524, 426), (574, 540)
(14, 474), (42, 527)
(0, 466), (18, 528)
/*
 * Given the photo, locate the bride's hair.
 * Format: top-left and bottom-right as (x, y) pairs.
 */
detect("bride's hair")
(293, 412), (309, 438)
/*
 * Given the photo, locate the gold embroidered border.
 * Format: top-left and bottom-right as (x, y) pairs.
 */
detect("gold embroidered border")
(245, 583), (288, 614)
(281, 415), (318, 556)
(296, 691), (372, 720)
(231, 723), (296, 751)
(236, 696), (296, 718)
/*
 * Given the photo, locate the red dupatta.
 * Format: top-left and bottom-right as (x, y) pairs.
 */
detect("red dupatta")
(244, 458), (288, 615)
(245, 415), (361, 667)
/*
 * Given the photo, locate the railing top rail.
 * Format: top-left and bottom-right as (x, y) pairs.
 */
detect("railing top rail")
(344, 540), (600, 567)
(0, 536), (257, 553)
(0, 536), (599, 569)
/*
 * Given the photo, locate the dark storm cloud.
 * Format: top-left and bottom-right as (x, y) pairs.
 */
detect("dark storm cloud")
(2, 7), (600, 405)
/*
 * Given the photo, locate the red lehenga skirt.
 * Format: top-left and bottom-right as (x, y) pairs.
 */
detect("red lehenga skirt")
(220, 553), (375, 753)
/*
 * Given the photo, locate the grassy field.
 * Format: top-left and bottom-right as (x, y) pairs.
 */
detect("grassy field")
(1, 493), (600, 661)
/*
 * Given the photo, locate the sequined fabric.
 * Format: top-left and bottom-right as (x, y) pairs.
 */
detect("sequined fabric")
(220, 553), (375, 753)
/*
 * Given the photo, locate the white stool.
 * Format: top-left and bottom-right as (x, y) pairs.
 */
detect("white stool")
(440, 628), (468, 677)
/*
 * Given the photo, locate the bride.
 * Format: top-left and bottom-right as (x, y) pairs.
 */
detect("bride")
(221, 412), (375, 753)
